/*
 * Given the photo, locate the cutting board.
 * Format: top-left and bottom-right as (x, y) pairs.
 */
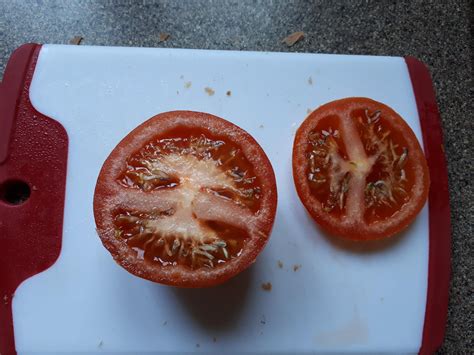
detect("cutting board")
(0, 44), (450, 355)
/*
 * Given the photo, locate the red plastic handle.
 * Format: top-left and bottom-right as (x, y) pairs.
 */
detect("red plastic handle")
(0, 44), (68, 355)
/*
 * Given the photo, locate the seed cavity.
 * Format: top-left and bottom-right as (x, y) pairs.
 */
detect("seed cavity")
(114, 130), (258, 269)
(114, 209), (237, 269)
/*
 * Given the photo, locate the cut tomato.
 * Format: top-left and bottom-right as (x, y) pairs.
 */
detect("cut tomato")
(94, 111), (277, 287)
(293, 97), (430, 240)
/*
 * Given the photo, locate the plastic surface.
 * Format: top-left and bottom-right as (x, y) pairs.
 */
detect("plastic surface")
(14, 45), (432, 354)
(0, 44), (68, 355)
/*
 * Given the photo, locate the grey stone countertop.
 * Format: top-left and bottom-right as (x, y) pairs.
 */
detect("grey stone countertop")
(0, 0), (471, 353)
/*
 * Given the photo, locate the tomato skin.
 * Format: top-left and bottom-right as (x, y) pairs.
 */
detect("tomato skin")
(293, 97), (430, 240)
(94, 111), (277, 287)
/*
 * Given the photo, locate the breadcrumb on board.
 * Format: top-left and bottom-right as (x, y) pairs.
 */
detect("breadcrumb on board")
(204, 87), (215, 96)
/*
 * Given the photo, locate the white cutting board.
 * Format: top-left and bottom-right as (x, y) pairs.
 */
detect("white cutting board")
(14, 45), (428, 354)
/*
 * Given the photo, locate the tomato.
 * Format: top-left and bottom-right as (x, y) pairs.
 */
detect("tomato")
(293, 97), (430, 240)
(94, 111), (277, 287)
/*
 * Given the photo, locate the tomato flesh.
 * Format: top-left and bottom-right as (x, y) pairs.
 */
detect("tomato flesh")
(112, 128), (261, 270)
(293, 98), (430, 240)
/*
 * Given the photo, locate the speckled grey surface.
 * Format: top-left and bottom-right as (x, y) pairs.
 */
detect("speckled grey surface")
(0, 0), (472, 353)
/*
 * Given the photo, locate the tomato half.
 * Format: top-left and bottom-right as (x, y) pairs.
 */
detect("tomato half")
(293, 97), (430, 240)
(94, 111), (277, 287)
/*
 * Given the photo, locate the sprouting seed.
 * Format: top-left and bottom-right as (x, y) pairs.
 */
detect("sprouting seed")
(214, 240), (227, 248)
(194, 249), (215, 260)
(342, 173), (350, 193)
(222, 247), (229, 259)
(374, 180), (385, 187)
(321, 130), (330, 137)
(389, 140), (398, 161)
(172, 239), (180, 253)
(200, 244), (218, 252)
(400, 169), (407, 181)
(371, 111), (381, 123)
(116, 215), (139, 224)
(164, 242), (173, 256)
(398, 148), (408, 168)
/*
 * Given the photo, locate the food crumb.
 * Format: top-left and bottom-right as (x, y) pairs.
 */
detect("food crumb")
(185, 81), (192, 89)
(69, 36), (83, 45)
(277, 260), (283, 268)
(196, 343), (200, 348)
(179, 75), (184, 79)
(98, 340), (103, 348)
(282, 31), (305, 46)
(226, 90), (232, 96)
(293, 264), (302, 272)
(213, 337), (217, 343)
(159, 33), (170, 42)
(204, 87), (215, 96)
(261, 282), (272, 291)
(380, 297), (384, 302)
(163, 320), (167, 326)
(308, 76), (313, 85)
(176, 90), (179, 95)
(260, 315), (266, 325)
(259, 124), (264, 129)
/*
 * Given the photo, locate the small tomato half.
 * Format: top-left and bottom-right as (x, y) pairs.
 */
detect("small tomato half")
(293, 97), (430, 240)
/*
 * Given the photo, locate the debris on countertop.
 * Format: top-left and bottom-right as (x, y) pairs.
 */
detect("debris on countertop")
(282, 31), (305, 46)
(158, 32), (170, 42)
(69, 36), (83, 45)
(261, 282), (272, 291)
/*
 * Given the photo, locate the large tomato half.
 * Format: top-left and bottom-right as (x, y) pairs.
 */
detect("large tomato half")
(293, 98), (430, 240)
(94, 111), (277, 287)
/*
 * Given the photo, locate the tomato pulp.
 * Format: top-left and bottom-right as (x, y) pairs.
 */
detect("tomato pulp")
(94, 111), (277, 287)
(293, 98), (430, 240)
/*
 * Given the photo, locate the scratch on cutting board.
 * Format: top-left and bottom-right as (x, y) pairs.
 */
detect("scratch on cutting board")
(314, 307), (368, 346)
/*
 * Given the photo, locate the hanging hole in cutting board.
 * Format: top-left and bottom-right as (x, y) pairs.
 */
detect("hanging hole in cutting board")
(0, 179), (31, 205)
